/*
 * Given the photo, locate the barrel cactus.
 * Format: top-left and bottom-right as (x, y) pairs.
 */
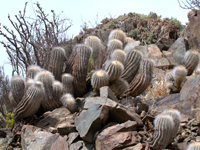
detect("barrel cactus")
(25, 78), (34, 91)
(60, 93), (78, 113)
(111, 49), (126, 64)
(62, 73), (74, 95)
(108, 29), (126, 44)
(52, 80), (63, 101)
(91, 70), (109, 90)
(187, 142), (200, 150)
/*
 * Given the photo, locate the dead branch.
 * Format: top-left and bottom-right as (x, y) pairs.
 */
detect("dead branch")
(177, 0), (200, 9)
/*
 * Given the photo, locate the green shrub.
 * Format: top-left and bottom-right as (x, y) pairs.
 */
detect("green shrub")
(6, 112), (15, 128)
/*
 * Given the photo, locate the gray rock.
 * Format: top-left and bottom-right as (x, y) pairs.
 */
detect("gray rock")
(75, 104), (109, 143)
(100, 86), (118, 102)
(69, 141), (83, 150)
(50, 135), (68, 150)
(122, 143), (143, 150)
(57, 122), (76, 135)
(68, 132), (79, 145)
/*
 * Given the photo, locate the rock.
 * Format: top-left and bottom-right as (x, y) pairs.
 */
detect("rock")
(81, 141), (95, 150)
(100, 86), (118, 102)
(136, 103), (149, 114)
(186, 9), (200, 51)
(95, 120), (140, 150)
(84, 97), (143, 125)
(67, 132), (80, 145)
(135, 44), (170, 68)
(57, 122), (76, 135)
(122, 143), (143, 150)
(156, 38), (175, 51)
(162, 50), (178, 67)
(50, 136), (68, 150)
(168, 37), (188, 65)
(21, 125), (60, 150)
(75, 104), (109, 143)
(36, 107), (71, 129)
(69, 141), (83, 150)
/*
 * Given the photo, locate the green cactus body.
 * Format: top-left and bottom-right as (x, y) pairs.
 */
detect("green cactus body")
(108, 29), (126, 44)
(62, 73), (74, 95)
(150, 114), (174, 150)
(124, 41), (140, 54)
(125, 59), (154, 97)
(35, 70), (62, 111)
(183, 50), (200, 76)
(106, 39), (123, 61)
(162, 109), (181, 142)
(26, 65), (41, 80)
(187, 142), (200, 150)
(52, 81), (63, 101)
(111, 49), (126, 64)
(172, 65), (187, 91)
(60, 93), (78, 113)
(121, 50), (143, 83)
(10, 76), (25, 105)
(105, 60), (124, 81)
(25, 78), (34, 91)
(109, 78), (129, 98)
(85, 36), (102, 69)
(48, 47), (66, 81)
(91, 70), (109, 90)
(72, 44), (92, 97)
(14, 81), (45, 122)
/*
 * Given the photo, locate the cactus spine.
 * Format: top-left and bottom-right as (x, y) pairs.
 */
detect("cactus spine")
(187, 142), (200, 150)
(125, 59), (154, 97)
(14, 81), (45, 122)
(111, 49), (126, 64)
(52, 80), (63, 100)
(60, 93), (78, 113)
(149, 114), (174, 150)
(106, 39), (123, 61)
(91, 70), (109, 90)
(172, 65), (187, 92)
(105, 60), (124, 81)
(109, 78), (129, 98)
(72, 44), (92, 97)
(62, 73), (74, 95)
(10, 76), (25, 104)
(162, 109), (181, 142)
(85, 36), (102, 69)
(121, 50), (143, 83)
(48, 47), (66, 81)
(183, 50), (200, 76)
(35, 70), (62, 111)
(26, 65), (41, 80)
(108, 29), (126, 44)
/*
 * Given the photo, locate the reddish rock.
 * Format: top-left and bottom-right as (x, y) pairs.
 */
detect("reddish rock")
(50, 136), (68, 150)
(122, 143), (144, 150)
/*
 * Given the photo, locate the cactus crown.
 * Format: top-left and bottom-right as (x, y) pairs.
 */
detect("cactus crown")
(25, 78), (34, 90)
(91, 69), (109, 90)
(26, 65), (41, 79)
(84, 36), (101, 47)
(51, 46), (66, 57)
(111, 49), (126, 64)
(172, 65), (188, 78)
(108, 29), (126, 44)
(53, 80), (63, 90)
(154, 113), (174, 126)
(162, 109), (181, 122)
(35, 70), (55, 85)
(60, 93), (77, 113)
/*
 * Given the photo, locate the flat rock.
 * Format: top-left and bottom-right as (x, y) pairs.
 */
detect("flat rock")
(122, 143), (143, 150)
(67, 132), (80, 145)
(168, 37), (188, 65)
(57, 122), (76, 135)
(95, 120), (140, 150)
(100, 86), (118, 102)
(75, 104), (109, 143)
(21, 125), (60, 150)
(36, 107), (71, 129)
(50, 135), (68, 150)
(69, 141), (83, 150)
(162, 50), (178, 67)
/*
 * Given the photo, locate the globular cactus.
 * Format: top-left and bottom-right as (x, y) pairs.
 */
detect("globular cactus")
(25, 78), (34, 91)
(104, 60), (124, 81)
(187, 142), (200, 150)
(124, 41), (140, 53)
(121, 50), (143, 83)
(8, 91), (17, 107)
(108, 29), (126, 44)
(91, 70), (109, 90)
(183, 50), (200, 76)
(162, 109), (181, 142)
(172, 65), (187, 92)
(125, 37), (134, 43)
(10, 76), (25, 104)
(48, 47), (67, 81)
(14, 81), (45, 122)
(35, 70), (62, 111)
(106, 39), (123, 61)
(62, 73), (74, 95)
(71, 44), (92, 97)
(52, 80), (63, 101)
(111, 49), (126, 64)
(85, 36), (102, 69)
(109, 78), (129, 98)
(149, 114), (174, 150)
(26, 65), (41, 80)
(124, 59), (154, 97)
(60, 93), (78, 113)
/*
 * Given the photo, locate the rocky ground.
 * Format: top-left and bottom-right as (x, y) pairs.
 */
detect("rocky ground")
(1, 9), (200, 150)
